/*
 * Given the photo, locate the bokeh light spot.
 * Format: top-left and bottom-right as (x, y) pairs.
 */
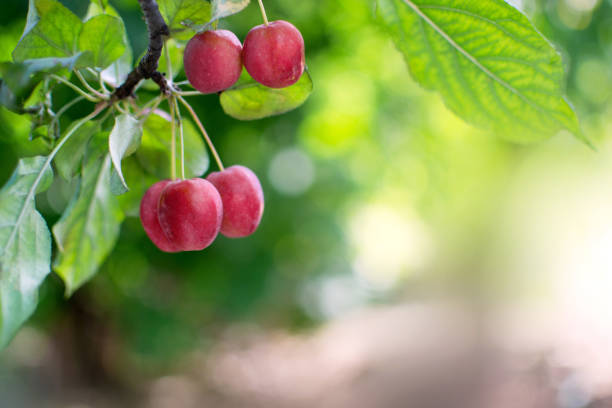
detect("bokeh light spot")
(268, 148), (315, 196)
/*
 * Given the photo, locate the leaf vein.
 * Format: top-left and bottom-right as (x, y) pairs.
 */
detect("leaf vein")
(417, 4), (546, 53)
(400, 0), (570, 133)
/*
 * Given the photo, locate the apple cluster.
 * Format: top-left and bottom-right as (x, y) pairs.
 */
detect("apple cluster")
(140, 166), (264, 252)
(183, 20), (305, 93)
(139, 17), (304, 252)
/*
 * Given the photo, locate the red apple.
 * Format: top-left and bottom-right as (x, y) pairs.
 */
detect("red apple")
(184, 29), (243, 94)
(157, 178), (223, 251)
(206, 165), (264, 238)
(242, 20), (305, 88)
(140, 180), (181, 253)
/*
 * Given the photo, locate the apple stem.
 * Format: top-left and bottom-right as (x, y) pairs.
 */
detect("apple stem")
(177, 95), (225, 172)
(173, 97), (186, 180)
(136, 94), (164, 119)
(257, 0), (269, 26)
(169, 97), (177, 180)
(164, 39), (173, 84)
(114, 102), (129, 115)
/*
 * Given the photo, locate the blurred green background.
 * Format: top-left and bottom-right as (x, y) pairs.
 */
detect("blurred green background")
(1, 0), (612, 406)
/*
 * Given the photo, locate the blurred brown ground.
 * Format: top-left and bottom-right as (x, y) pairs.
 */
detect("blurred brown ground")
(3, 300), (612, 408)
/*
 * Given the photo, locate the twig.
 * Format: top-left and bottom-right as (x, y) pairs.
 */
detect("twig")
(113, 0), (170, 100)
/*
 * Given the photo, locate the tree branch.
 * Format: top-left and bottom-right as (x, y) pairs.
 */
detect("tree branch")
(113, 0), (170, 100)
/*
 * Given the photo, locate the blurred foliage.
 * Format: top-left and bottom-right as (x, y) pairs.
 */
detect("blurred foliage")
(0, 0), (611, 372)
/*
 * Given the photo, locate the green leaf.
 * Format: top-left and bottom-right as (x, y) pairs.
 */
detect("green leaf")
(53, 144), (124, 296)
(0, 157), (54, 348)
(210, 0), (250, 22)
(220, 69), (313, 120)
(101, 49), (133, 88)
(137, 111), (209, 179)
(13, 0), (83, 62)
(116, 157), (158, 217)
(78, 14), (127, 69)
(90, 0), (109, 14)
(0, 55), (83, 113)
(0, 109), (51, 157)
(54, 122), (100, 180)
(86, 0), (113, 19)
(158, 0), (212, 40)
(376, 0), (582, 143)
(109, 114), (142, 195)
(185, 0), (250, 32)
(85, 1), (134, 87)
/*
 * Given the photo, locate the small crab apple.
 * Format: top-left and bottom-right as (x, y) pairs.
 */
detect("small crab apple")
(242, 20), (305, 88)
(206, 165), (264, 238)
(140, 179), (223, 252)
(184, 29), (243, 94)
(157, 178), (223, 251)
(140, 180), (181, 253)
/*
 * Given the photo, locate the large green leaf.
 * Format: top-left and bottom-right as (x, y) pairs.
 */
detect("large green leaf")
(137, 111), (209, 179)
(54, 122), (100, 181)
(53, 142), (124, 296)
(158, 0), (212, 40)
(376, 0), (582, 143)
(78, 14), (127, 69)
(109, 114), (142, 195)
(13, 0), (83, 62)
(0, 157), (54, 348)
(85, 1), (134, 87)
(220, 70), (313, 120)
(0, 54), (83, 113)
